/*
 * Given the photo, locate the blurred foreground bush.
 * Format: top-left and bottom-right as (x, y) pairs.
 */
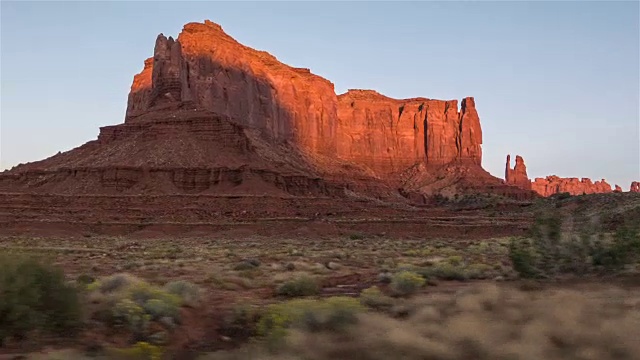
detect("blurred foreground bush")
(0, 255), (81, 345)
(257, 296), (364, 350)
(201, 284), (640, 360)
(510, 212), (640, 278)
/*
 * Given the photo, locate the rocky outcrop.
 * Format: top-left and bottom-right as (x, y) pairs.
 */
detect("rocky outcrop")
(126, 58), (153, 116)
(335, 90), (481, 175)
(614, 185), (622, 192)
(126, 20), (483, 178)
(531, 176), (612, 197)
(3, 20), (536, 202)
(631, 182), (640, 193)
(503, 154), (615, 197)
(504, 155), (531, 190)
(126, 21), (338, 159)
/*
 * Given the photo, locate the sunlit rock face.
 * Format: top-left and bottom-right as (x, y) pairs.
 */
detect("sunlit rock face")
(125, 20), (483, 179)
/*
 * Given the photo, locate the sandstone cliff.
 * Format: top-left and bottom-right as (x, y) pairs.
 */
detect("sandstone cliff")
(631, 182), (640, 193)
(2, 20), (531, 201)
(126, 20), (483, 178)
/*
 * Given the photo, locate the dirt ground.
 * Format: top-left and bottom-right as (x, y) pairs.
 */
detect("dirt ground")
(1, 193), (639, 359)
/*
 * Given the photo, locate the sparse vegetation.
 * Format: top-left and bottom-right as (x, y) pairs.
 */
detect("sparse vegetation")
(3, 193), (640, 358)
(509, 212), (640, 278)
(109, 341), (164, 360)
(257, 297), (364, 349)
(390, 271), (425, 296)
(276, 275), (319, 297)
(164, 280), (201, 307)
(360, 286), (394, 310)
(89, 274), (183, 341)
(202, 284), (640, 360)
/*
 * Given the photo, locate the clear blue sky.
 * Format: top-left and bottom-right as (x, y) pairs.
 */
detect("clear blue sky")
(2, 1), (639, 188)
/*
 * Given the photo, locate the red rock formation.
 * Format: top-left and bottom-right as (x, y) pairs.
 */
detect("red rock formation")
(503, 154), (615, 197)
(2, 19), (533, 202)
(631, 182), (640, 192)
(127, 21), (338, 159)
(335, 90), (481, 175)
(126, 20), (483, 178)
(614, 185), (622, 192)
(126, 58), (153, 116)
(531, 176), (612, 196)
(504, 155), (531, 190)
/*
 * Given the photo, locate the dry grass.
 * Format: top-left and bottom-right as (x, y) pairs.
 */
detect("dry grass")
(202, 284), (640, 360)
(7, 231), (640, 359)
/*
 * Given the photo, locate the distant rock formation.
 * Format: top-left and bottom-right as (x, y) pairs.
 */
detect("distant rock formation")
(504, 154), (614, 197)
(531, 176), (612, 196)
(505, 155), (531, 190)
(631, 181), (640, 193)
(614, 185), (622, 192)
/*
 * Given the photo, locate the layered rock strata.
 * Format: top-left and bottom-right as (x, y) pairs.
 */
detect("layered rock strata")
(2, 20), (531, 202)
(126, 20), (483, 178)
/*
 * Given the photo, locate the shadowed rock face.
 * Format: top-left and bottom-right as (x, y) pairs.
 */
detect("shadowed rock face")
(2, 19), (529, 202)
(631, 182), (640, 193)
(126, 20), (483, 177)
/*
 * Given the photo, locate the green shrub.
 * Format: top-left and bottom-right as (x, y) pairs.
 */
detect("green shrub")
(508, 237), (540, 279)
(510, 213), (640, 279)
(446, 255), (463, 266)
(257, 297), (364, 349)
(416, 263), (469, 281)
(0, 255), (81, 345)
(360, 286), (394, 310)
(465, 263), (494, 279)
(390, 271), (425, 296)
(164, 280), (201, 307)
(592, 226), (640, 270)
(233, 260), (259, 271)
(89, 274), (182, 339)
(225, 303), (261, 331)
(76, 274), (96, 287)
(128, 282), (182, 311)
(112, 298), (150, 334)
(554, 192), (572, 200)
(276, 275), (319, 297)
(93, 273), (142, 294)
(109, 341), (163, 360)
